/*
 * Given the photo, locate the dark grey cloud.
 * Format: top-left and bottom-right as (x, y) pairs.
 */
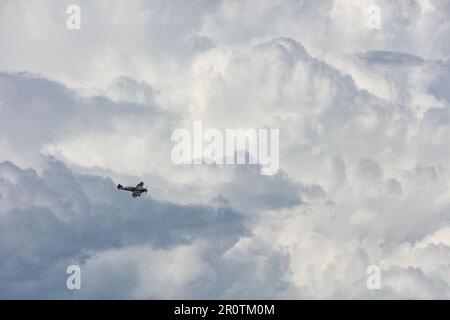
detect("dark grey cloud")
(357, 51), (425, 66)
(216, 163), (323, 213)
(0, 159), (248, 298)
(0, 72), (176, 166)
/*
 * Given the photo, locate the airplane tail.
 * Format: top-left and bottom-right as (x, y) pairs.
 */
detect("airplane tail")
(117, 184), (123, 190)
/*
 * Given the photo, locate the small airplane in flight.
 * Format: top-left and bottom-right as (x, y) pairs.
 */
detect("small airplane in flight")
(117, 181), (148, 198)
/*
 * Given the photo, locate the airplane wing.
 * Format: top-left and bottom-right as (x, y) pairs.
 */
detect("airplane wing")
(136, 182), (144, 188)
(132, 191), (140, 198)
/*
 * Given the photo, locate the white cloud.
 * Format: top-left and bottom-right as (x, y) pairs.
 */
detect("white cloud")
(1, 0), (450, 299)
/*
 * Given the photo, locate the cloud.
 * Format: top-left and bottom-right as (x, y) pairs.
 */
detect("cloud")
(0, 71), (181, 183)
(1, 0), (450, 299)
(0, 159), (248, 298)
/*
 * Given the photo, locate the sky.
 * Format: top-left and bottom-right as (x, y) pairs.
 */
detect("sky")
(1, 0), (450, 299)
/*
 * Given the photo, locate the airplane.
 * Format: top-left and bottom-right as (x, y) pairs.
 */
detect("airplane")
(117, 181), (148, 198)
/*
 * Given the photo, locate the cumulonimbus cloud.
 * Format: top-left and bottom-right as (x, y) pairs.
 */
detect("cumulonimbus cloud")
(1, 0), (450, 299)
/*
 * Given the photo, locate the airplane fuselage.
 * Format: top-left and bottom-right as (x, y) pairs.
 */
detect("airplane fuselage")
(117, 183), (148, 197)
